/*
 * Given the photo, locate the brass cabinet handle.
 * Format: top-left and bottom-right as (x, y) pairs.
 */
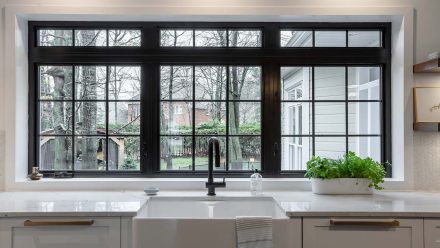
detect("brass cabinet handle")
(330, 219), (400, 227)
(24, 220), (94, 227)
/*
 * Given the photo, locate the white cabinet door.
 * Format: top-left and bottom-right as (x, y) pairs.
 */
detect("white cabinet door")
(303, 218), (423, 248)
(424, 218), (440, 248)
(0, 217), (121, 248)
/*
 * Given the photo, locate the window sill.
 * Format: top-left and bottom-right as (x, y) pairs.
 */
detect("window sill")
(9, 177), (405, 191)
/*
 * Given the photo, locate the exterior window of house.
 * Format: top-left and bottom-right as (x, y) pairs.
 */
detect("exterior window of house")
(30, 22), (391, 177)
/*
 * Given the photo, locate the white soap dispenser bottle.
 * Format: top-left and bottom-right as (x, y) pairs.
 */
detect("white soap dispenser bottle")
(250, 169), (263, 195)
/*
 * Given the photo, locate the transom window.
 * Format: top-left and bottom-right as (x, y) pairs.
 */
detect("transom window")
(29, 22), (391, 177)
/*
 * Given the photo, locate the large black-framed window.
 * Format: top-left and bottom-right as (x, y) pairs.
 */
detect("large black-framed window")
(28, 21), (392, 178)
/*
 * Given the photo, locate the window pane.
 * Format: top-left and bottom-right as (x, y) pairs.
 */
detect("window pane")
(229, 66), (261, 100)
(160, 136), (192, 170)
(349, 136), (381, 162)
(315, 136), (346, 159)
(40, 102), (73, 135)
(39, 66), (73, 100)
(315, 102), (346, 135)
(195, 66), (226, 100)
(314, 67), (345, 100)
(281, 136), (311, 170)
(160, 30), (193, 47)
(280, 30), (313, 47)
(281, 67), (311, 100)
(74, 136), (106, 170)
(109, 30), (141, 46)
(228, 30), (261, 47)
(160, 66), (193, 100)
(195, 30), (227, 47)
(75, 102), (106, 135)
(281, 102), (312, 135)
(228, 102), (261, 135)
(75, 66), (107, 100)
(109, 102), (141, 135)
(315, 31), (346, 47)
(109, 66), (141, 100)
(229, 136), (261, 170)
(348, 67), (381, 100)
(195, 102), (226, 135)
(195, 136), (226, 170)
(75, 30), (107, 46)
(348, 102), (381, 135)
(348, 31), (382, 47)
(39, 29), (73, 46)
(39, 136), (73, 170)
(108, 136), (140, 170)
(160, 102), (193, 135)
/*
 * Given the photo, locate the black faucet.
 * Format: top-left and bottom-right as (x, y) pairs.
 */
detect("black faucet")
(206, 137), (226, 196)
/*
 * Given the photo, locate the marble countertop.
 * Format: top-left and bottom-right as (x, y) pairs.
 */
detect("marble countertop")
(1, 190), (440, 218)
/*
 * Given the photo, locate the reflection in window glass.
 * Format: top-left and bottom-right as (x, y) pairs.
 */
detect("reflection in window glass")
(75, 30), (107, 46)
(280, 30), (313, 47)
(348, 67), (381, 100)
(195, 30), (227, 47)
(228, 30), (262, 47)
(160, 30), (193, 47)
(348, 31), (382, 47)
(160, 102), (193, 135)
(39, 29), (73, 46)
(109, 30), (141, 46)
(315, 31), (346, 47)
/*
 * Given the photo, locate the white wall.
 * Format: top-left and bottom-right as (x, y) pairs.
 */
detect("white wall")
(0, 0), (438, 191)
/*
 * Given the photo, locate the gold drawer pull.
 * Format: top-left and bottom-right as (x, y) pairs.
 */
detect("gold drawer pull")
(330, 220), (400, 227)
(24, 220), (94, 227)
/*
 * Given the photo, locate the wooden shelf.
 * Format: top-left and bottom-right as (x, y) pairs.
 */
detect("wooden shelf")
(414, 58), (440, 73)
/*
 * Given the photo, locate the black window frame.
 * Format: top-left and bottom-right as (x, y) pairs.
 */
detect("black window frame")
(28, 21), (392, 178)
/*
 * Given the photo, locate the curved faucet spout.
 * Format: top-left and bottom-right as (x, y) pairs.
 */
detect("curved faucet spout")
(206, 137), (226, 196)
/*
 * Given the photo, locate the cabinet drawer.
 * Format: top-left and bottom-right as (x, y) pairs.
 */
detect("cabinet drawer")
(303, 217), (423, 248)
(0, 217), (121, 248)
(424, 219), (440, 248)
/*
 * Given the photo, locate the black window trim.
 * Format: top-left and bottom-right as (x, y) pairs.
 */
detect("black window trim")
(28, 21), (392, 178)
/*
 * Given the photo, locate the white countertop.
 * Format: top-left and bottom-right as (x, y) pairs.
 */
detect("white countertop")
(1, 190), (440, 218)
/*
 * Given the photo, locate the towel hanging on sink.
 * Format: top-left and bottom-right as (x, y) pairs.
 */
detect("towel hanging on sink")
(236, 216), (273, 248)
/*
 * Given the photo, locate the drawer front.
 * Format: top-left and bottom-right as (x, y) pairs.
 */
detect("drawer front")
(424, 219), (440, 248)
(303, 218), (423, 248)
(0, 217), (121, 248)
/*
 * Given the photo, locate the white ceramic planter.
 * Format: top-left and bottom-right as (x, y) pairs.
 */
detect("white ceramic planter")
(311, 178), (373, 195)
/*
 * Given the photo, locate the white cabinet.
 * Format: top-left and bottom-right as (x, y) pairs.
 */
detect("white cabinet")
(303, 217), (423, 248)
(424, 218), (440, 248)
(0, 217), (121, 248)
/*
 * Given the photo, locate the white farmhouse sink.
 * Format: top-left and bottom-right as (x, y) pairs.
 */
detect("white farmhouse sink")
(138, 196), (287, 218)
(133, 196), (301, 248)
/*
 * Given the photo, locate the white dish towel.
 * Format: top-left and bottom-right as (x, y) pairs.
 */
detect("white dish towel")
(236, 216), (273, 248)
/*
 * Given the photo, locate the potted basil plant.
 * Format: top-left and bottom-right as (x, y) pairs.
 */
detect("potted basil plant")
(305, 152), (387, 195)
